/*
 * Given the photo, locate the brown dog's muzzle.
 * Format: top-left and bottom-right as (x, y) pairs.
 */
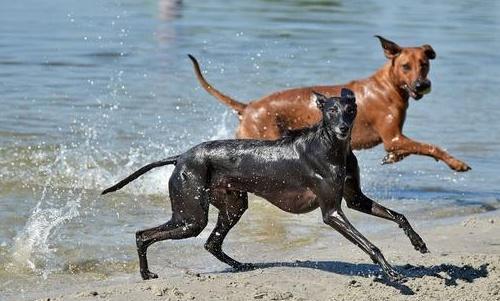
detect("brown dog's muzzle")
(406, 79), (432, 100)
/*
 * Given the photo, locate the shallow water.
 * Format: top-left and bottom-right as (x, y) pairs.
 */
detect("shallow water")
(1, 0), (500, 297)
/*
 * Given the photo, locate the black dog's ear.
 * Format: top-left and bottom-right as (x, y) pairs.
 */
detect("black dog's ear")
(375, 35), (402, 59)
(422, 44), (436, 60)
(311, 91), (328, 110)
(340, 88), (355, 102)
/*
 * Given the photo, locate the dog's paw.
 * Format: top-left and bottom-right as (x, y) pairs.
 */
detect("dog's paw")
(385, 268), (405, 283)
(404, 230), (429, 254)
(414, 243), (429, 254)
(381, 152), (405, 165)
(448, 159), (471, 172)
(382, 153), (395, 165)
(141, 270), (158, 280)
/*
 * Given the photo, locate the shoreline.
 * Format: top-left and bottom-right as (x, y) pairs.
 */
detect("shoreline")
(5, 208), (499, 301)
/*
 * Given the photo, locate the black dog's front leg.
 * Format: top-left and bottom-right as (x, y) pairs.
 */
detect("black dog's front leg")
(345, 192), (428, 254)
(343, 151), (428, 253)
(322, 209), (403, 281)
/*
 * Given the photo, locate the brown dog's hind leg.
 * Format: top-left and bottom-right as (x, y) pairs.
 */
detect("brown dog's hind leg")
(235, 107), (282, 140)
(344, 151), (428, 253)
(205, 190), (253, 270)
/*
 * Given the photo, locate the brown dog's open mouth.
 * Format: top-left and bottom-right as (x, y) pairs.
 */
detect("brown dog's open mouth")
(402, 84), (431, 100)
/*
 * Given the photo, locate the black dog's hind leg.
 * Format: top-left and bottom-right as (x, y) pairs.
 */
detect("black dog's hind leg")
(135, 215), (208, 280)
(343, 151), (428, 253)
(135, 173), (210, 280)
(136, 220), (184, 280)
(205, 190), (253, 270)
(322, 208), (403, 281)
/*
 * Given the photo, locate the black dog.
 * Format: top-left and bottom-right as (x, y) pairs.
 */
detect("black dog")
(102, 88), (428, 281)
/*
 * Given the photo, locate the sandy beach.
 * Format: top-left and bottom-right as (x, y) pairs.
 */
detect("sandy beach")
(10, 208), (497, 301)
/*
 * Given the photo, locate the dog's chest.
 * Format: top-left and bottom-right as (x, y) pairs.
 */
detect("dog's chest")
(257, 166), (345, 214)
(258, 187), (320, 214)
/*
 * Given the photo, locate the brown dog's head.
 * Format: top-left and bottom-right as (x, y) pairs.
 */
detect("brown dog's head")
(375, 35), (436, 100)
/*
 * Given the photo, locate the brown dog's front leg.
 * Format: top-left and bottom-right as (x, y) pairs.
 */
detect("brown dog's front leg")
(383, 135), (471, 172)
(381, 151), (411, 165)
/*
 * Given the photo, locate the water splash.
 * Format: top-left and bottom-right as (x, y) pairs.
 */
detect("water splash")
(10, 200), (80, 278)
(210, 110), (233, 140)
(7, 142), (83, 278)
(107, 110), (234, 196)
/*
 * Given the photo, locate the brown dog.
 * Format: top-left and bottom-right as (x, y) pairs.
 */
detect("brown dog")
(188, 36), (471, 172)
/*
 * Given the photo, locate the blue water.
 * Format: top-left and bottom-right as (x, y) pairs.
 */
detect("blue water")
(1, 0), (499, 297)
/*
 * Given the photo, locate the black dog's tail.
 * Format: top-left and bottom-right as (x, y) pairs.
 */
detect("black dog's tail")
(101, 155), (179, 195)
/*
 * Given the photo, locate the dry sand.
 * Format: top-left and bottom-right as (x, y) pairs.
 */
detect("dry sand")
(19, 210), (500, 301)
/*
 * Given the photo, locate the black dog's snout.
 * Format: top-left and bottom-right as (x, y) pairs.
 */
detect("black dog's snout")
(339, 124), (349, 133)
(415, 79), (431, 92)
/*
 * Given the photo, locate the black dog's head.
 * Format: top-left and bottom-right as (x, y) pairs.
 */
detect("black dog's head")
(312, 88), (357, 140)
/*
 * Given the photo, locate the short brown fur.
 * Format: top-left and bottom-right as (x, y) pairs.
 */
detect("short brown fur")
(188, 36), (470, 172)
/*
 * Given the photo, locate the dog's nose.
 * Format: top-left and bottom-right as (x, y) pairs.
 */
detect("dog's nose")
(415, 79), (431, 92)
(339, 124), (349, 133)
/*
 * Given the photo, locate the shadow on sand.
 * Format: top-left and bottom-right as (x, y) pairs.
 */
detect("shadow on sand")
(218, 260), (489, 295)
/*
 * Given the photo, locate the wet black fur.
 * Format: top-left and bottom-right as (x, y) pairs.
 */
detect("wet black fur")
(102, 88), (428, 282)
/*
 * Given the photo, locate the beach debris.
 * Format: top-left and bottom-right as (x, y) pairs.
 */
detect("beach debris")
(253, 290), (293, 300)
(152, 285), (168, 296)
(75, 291), (99, 298)
(270, 291), (293, 300)
(254, 291), (268, 299)
(347, 279), (361, 288)
(462, 217), (477, 227)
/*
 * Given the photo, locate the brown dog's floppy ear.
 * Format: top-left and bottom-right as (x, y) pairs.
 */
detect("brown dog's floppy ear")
(422, 44), (436, 60)
(311, 91), (327, 110)
(375, 35), (402, 59)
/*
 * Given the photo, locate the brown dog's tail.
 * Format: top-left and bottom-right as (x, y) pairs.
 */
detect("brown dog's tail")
(101, 155), (179, 195)
(188, 54), (247, 115)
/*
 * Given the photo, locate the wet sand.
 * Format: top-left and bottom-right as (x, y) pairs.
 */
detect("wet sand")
(19, 209), (500, 301)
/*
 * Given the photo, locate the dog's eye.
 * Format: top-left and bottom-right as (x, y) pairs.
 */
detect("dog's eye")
(329, 107), (339, 114)
(402, 63), (411, 72)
